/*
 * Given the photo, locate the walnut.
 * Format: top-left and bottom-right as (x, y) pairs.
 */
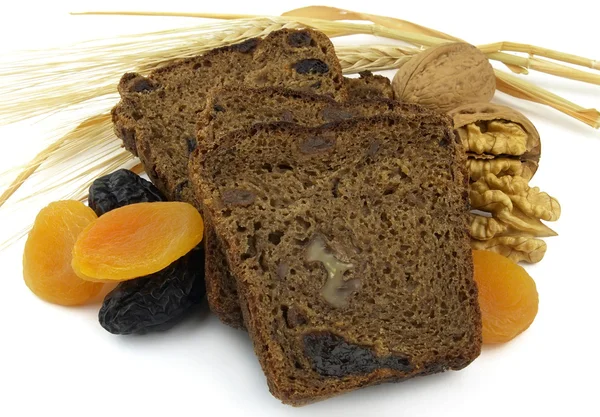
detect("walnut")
(467, 158), (535, 182)
(470, 214), (507, 241)
(453, 105), (559, 264)
(471, 236), (547, 264)
(449, 103), (541, 181)
(470, 173), (560, 237)
(391, 42), (495, 112)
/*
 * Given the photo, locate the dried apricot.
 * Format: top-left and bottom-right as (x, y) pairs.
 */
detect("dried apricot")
(472, 250), (538, 344)
(72, 202), (204, 282)
(23, 201), (103, 306)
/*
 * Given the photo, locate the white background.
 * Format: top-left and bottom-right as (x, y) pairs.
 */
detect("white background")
(0, 1), (598, 416)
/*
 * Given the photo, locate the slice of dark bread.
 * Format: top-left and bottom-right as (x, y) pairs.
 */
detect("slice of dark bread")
(196, 87), (438, 328)
(112, 28), (346, 204)
(190, 115), (481, 405)
(344, 70), (394, 100)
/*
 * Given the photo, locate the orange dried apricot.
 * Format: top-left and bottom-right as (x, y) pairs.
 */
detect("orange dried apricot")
(23, 200), (103, 306)
(472, 250), (538, 344)
(72, 202), (203, 282)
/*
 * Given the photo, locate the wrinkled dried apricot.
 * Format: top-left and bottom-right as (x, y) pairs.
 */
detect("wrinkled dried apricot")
(23, 201), (104, 305)
(472, 250), (538, 344)
(72, 202), (204, 282)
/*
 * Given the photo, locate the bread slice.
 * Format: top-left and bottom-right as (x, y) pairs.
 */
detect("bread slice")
(196, 87), (437, 328)
(344, 70), (394, 100)
(112, 28), (346, 204)
(190, 115), (482, 405)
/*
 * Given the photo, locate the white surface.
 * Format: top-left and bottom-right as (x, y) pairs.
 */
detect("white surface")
(1, 1), (598, 416)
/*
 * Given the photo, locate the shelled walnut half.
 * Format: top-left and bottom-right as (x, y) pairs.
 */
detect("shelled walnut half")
(471, 236), (547, 264)
(449, 103), (541, 182)
(470, 173), (560, 237)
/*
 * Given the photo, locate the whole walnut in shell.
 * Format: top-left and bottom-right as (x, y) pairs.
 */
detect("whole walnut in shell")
(392, 42), (496, 112)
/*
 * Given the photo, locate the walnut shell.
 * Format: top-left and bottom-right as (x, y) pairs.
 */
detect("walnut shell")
(392, 42), (495, 112)
(449, 102), (541, 179)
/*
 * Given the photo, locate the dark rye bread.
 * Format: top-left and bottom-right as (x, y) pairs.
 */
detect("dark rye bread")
(112, 28), (346, 204)
(197, 87), (438, 328)
(344, 71), (394, 100)
(198, 86), (431, 152)
(191, 116), (482, 405)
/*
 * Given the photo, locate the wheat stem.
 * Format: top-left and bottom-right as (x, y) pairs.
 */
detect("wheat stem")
(494, 69), (600, 128)
(0, 113), (112, 207)
(486, 52), (600, 85)
(479, 41), (600, 71)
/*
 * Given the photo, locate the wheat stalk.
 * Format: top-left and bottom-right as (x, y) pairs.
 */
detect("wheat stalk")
(494, 70), (600, 128)
(478, 41), (600, 70)
(336, 44), (416, 73)
(85, 7), (600, 78)
(0, 112), (126, 204)
(72, 10), (600, 120)
(3, 11), (598, 127)
(0, 18), (305, 125)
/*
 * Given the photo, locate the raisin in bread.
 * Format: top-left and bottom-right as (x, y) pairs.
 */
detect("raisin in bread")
(344, 70), (394, 100)
(190, 116), (481, 405)
(196, 86), (437, 328)
(112, 28), (346, 204)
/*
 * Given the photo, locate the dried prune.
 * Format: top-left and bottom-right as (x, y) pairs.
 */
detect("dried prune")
(72, 202), (204, 282)
(88, 169), (165, 216)
(99, 247), (205, 334)
(293, 59), (329, 75)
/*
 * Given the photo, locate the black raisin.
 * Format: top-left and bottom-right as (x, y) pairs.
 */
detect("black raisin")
(299, 136), (336, 154)
(287, 31), (312, 47)
(233, 38), (259, 53)
(367, 140), (381, 157)
(283, 304), (308, 329)
(293, 59), (329, 75)
(222, 189), (256, 206)
(131, 77), (156, 93)
(186, 137), (198, 153)
(280, 110), (294, 123)
(99, 247), (205, 335)
(88, 169), (165, 216)
(303, 332), (413, 377)
(173, 180), (189, 201)
(321, 106), (355, 122)
(119, 127), (138, 155)
(439, 131), (452, 147)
